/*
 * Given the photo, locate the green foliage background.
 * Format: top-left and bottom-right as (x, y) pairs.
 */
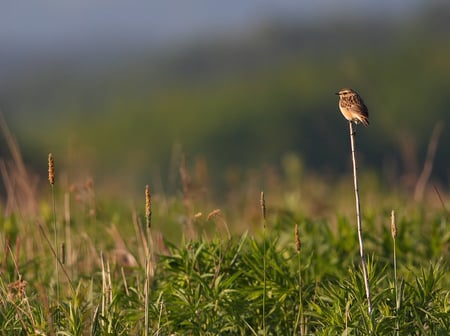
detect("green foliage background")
(2, 6), (450, 194)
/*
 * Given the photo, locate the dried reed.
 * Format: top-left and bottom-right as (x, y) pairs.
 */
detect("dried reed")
(0, 112), (38, 216)
(348, 122), (372, 314)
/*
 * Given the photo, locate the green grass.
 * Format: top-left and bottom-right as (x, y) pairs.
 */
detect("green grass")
(0, 173), (449, 335)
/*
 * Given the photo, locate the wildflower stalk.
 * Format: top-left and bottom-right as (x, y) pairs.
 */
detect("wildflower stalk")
(348, 122), (372, 315)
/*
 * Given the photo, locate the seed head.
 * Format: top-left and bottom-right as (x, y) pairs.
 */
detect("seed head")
(260, 191), (266, 221)
(390, 210), (397, 239)
(295, 223), (301, 252)
(48, 153), (55, 185)
(145, 185), (152, 228)
(61, 242), (66, 265)
(207, 209), (221, 221)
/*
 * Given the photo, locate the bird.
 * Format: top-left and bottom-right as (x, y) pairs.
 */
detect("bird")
(335, 88), (369, 126)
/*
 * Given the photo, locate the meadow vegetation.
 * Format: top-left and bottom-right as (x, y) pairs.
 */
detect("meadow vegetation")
(0, 143), (448, 335)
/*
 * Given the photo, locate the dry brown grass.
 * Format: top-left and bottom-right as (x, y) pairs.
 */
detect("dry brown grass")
(0, 113), (38, 216)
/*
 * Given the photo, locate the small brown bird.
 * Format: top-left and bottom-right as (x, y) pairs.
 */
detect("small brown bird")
(335, 88), (370, 126)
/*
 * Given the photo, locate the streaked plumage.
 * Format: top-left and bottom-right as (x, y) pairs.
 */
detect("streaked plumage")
(335, 88), (370, 126)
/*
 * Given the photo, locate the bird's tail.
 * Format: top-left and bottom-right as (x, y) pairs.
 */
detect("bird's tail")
(357, 115), (370, 127)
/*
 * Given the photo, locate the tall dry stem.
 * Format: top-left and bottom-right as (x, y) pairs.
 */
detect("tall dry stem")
(348, 122), (372, 315)
(48, 153), (60, 310)
(0, 112), (37, 216)
(260, 191), (267, 336)
(100, 252), (107, 328)
(144, 184), (153, 336)
(37, 223), (74, 293)
(391, 210), (399, 336)
(414, 122), (443, 201)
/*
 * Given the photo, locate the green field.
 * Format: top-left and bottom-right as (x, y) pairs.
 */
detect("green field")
(0, 148), (448, 335)
(1, 6), (450, 335)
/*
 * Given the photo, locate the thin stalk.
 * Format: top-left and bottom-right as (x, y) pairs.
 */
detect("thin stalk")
(263, 232), (266, 336)
(144, 227), (152, 336)
(348, 122), (372, 315)
(156, 292), (164, 336)
(391, 210), (399, 336)
(51, 185), (59, 302)
(260, 191), (267, 336)
(298, 253), (303, 336)
(100, 252), (106, 328)
(120, 267), (130, 297)
(48, 153), (60, 317)
(293, 223), (303, 336)
(37, 223), (75, 293)
(144, 185), (153, 336)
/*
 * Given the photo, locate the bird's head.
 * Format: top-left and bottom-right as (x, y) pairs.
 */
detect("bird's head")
(335, 88), (356, 97)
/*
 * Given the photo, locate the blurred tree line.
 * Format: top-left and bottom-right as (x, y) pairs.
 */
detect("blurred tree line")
(1, 5), (449, 194)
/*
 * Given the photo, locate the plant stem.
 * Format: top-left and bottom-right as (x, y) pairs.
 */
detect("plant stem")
(294, 251), (303, 336)
(349, 121), (372, 315)
(391, 210), (399, 336)
(145, 184), (153, 336)
(263, 232), (266, 336)
(393, 236), (399, 335)
(294, 223), (303, 336)
(144, 226), (152, 336)
(261, 191), (267, 336)
(50, 184), (60, 315)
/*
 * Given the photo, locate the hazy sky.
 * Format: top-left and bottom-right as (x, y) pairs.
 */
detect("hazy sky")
(1, 1), (425, 54)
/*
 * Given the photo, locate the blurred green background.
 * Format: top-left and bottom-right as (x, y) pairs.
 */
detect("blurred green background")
(1, 1), (449, 197)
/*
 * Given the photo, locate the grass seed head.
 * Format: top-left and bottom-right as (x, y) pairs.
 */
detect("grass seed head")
(61, 242), (66, 265)
(390, 210), (397, 239)
(48, 153), (55, 185)
(260, 191), (266, 220)
(295, 223), (301, 252)
(145, 185), (152, 228)
(207, 209), (221, 221)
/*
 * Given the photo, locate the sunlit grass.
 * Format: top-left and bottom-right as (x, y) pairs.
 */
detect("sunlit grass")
(0, 152), (448, 334)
